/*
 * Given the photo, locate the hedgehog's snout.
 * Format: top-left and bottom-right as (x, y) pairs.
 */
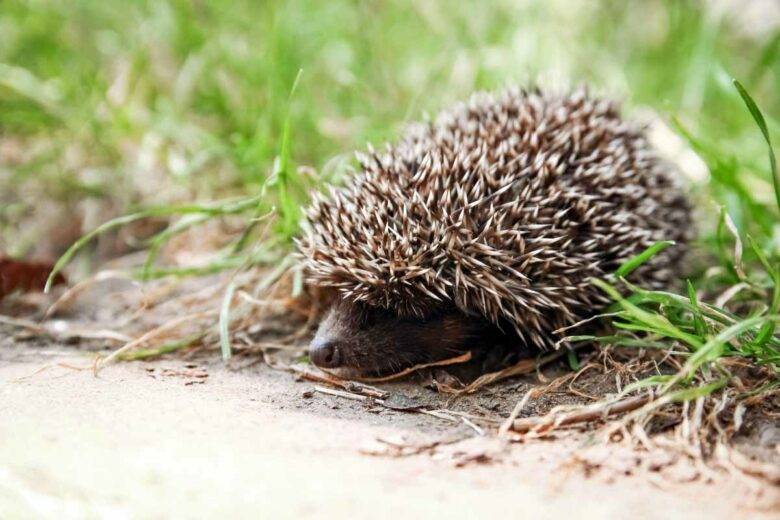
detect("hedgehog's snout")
(309, 338), (342, 369)
(308, 298), (494, 377)
(309, 302), (352, 372)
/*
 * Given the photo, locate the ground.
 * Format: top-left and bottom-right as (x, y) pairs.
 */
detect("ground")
(2, 342), (778, 519)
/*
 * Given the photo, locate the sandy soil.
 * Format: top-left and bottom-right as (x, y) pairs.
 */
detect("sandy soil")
(2, 342), (778, 520)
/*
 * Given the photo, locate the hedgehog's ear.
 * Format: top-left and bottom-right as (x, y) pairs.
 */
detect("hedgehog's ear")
(310, 285), (339, 309)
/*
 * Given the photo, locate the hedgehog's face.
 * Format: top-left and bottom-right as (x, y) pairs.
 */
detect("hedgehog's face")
(309, 298), (481, 378)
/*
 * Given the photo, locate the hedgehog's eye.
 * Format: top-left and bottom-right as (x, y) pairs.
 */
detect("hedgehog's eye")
(359, 306), (395, 330)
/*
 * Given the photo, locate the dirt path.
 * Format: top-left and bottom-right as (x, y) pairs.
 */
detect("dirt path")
(2, 346), (777, 520)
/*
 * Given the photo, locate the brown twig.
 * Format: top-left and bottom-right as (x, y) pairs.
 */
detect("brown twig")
(291, 366), (389, 399)
(352, 351), (473, 383)
(294, 352), (474, 388)
(313, 385), (373, 402)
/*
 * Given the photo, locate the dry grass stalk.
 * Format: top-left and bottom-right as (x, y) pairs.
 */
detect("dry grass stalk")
(510, 392), (654, 433)
(97, 309), (218, 372)
(438, 350), (567, 395)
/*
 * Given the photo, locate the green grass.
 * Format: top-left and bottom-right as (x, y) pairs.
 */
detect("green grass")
(576, 79), (780, 412)
(3, 1), (780, 404)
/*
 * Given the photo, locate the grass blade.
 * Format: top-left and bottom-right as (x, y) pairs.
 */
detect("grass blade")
(747, 235), (780, 347)
(44, 195), (262, 292)
(615, 241), (675, 278)
(733, 79), (780, 212)
(270, 68), (304, 240)
(592, 278), (704, 349)
(118, 334), (206, 361)
(687, 280), (708, 338)
(219, 280), (237, 362)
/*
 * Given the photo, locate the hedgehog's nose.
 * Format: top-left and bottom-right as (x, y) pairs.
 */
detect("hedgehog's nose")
(310, 339), (342, 369)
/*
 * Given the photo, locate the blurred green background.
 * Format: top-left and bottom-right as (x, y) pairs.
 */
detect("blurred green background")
(0, 0), (778, 265)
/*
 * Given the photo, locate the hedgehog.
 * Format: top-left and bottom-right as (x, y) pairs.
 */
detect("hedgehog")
(298, 87), (692, 379)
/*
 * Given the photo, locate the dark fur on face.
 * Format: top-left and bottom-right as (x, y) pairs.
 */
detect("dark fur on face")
(309, 298), (523, 379)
